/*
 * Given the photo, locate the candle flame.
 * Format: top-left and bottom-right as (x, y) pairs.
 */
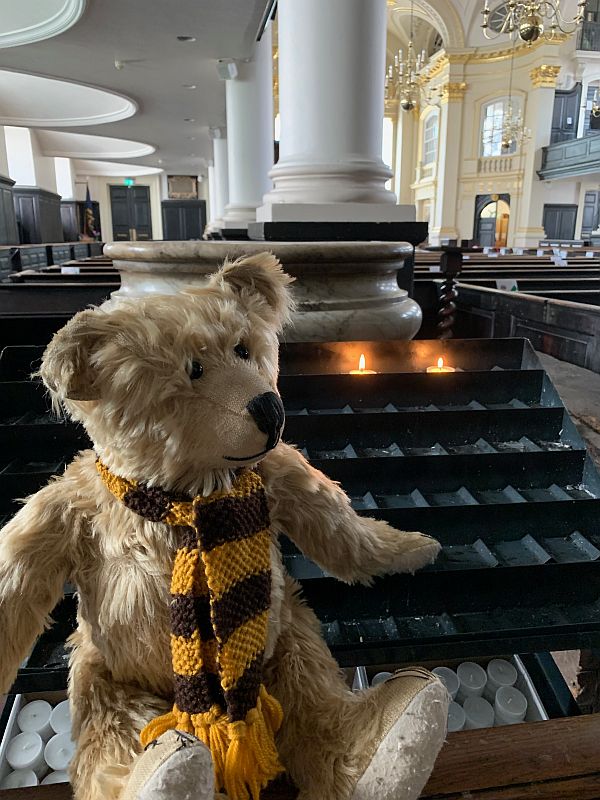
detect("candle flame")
(359, 353), (366, 372)
(437, 357), (444, 369)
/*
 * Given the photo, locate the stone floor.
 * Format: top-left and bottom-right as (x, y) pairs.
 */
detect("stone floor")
(537, 352), (600, 711)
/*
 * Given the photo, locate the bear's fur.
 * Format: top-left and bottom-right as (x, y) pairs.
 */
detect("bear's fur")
(0, 253), (447, 800)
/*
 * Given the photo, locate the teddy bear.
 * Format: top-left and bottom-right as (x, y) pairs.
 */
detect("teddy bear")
(0, 253), (448, 800)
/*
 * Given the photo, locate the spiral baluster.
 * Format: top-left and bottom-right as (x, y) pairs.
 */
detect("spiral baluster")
(437, 248), (463, 340)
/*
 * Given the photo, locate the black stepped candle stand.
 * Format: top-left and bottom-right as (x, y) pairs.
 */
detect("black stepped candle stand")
(2, 337), (600, 686)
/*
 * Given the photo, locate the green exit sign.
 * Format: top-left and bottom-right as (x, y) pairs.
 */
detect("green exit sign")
(124, 177), (135, 187)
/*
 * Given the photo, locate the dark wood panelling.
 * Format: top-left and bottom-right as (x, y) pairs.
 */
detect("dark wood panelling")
(161, 199), (206, 240)
(0, 175), (18, 245)
(13, 187), (63, 244)
(543, 204), (577, 240)
(60, 200), (102, 243)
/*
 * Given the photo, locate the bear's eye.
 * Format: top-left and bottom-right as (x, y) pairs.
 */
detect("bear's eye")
(188, 360), (204, 380)
(234, 343), (250, 360)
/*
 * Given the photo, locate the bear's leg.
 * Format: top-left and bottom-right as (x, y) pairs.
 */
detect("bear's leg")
(69, 651), (172, 800)
(264, 577), (448, 800)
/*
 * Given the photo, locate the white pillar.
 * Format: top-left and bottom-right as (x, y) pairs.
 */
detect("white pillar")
(259, 0), (414, 223)
(222, 26), (273, 228)
(207, 164), (216, 225)
(514, 65), (559, 247)
(211, 130), (230, 228)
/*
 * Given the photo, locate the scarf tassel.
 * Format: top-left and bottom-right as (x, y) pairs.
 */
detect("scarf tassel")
(140, 687), (284, 800)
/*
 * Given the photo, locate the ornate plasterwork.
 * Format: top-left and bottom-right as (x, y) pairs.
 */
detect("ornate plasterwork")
(440, 81), (467, 101)
(424, 33), (566, 80)
(530, 64), (561, 87)
(0, 0), (86, 49)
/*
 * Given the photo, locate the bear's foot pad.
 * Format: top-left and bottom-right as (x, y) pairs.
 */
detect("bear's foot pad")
(352, 668), (449, 800)
(122, 730), (214, 800)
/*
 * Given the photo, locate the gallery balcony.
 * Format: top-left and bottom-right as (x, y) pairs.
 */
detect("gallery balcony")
(539, 134), (600, 180)
(577, 19), (600, 51)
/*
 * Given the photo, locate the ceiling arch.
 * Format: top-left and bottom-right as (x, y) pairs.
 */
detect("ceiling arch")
(0, 0), (86, 49)
(37, 130), (154, 160)
(388, 0), (466, 49)
(0, 70), (136, 127)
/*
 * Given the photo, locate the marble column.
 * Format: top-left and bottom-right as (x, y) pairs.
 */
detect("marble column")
(259, 0), (415, 222)
(430, 80), (467, 245)
(222, 25), (273, 229)
(209, 128), (229, 230)
(513, 64), (560, 247)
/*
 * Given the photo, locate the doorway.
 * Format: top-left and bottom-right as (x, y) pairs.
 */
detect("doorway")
(474, 193), (510, 248)
(109, 185), (153, 241)
(542, 204), (577, 240)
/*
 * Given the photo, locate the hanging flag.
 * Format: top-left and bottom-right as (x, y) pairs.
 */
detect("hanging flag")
(83, 185), (98, 239)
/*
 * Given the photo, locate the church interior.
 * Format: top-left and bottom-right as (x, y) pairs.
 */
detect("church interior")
(0, 0), (600, 798)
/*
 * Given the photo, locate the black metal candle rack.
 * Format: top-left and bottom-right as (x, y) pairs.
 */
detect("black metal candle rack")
(1, 337), (600, 689)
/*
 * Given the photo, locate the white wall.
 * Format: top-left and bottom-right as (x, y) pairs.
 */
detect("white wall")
(0, 126), (9, 177)
(75, 173), (163, 242)
(54, 156), (75, 199)
(29, 129), (57, 192)
(5, 125), (36, 185)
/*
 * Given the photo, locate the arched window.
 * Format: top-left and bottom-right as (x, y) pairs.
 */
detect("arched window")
(422, 111), (439, 165)
(481, 99), (516, 157)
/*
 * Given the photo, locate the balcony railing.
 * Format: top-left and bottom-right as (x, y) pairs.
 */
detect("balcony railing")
(477, 155), (516, 174)
(539, 134), (600, 180)
(577, 20), (600, 51)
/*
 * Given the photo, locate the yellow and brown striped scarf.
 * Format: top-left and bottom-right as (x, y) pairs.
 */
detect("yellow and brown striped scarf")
(96, 461), (284, 800)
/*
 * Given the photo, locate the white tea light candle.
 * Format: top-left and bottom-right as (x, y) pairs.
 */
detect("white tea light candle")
(41, 771), (70, 784)
(456, 661), (487, 703)
(495, 685), (528, 725)
(44, 732), (75, 772)
(463, 696), (494, 730)
(484, 658), (518, 702)
(6, 731), (47, 778)
(18, 699), (54, 740)
(50, 700), (71, 735)
(432, 667), (459, 700)
(0, 769), (39, 788)
(371, 672), (393, 687)
(447, 701), (466, 733)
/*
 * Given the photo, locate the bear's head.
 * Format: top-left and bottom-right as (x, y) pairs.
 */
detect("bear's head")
(40, 253), (294, 495)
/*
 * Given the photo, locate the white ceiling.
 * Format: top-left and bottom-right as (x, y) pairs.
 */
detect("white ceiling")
(37, 130), (154, 160)
(0, 0), (271, 176)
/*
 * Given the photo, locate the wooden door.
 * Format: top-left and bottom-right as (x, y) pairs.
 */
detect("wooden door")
(543, 204), (577, 240)
(551, 84), (581, 143)
(582, 191), (600, 236)
(109, 185), (153, 241)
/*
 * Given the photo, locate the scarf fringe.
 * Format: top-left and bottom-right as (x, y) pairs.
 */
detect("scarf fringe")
(140, 686), (284, 800)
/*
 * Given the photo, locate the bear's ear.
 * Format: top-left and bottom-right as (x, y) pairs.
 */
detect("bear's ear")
(39, 309), (107, 402)
(210, 252), (295, 330)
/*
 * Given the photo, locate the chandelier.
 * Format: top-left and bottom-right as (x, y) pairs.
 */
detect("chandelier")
(481, 0), (587, 44)
(592, 89), (600, 118)
(385, 0), (439, 111)
(501, 44), (531, 150)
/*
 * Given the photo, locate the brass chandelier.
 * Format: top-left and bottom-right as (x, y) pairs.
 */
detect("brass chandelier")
(481, 0), (587, 44)
(385, 0), (440, 111)
(500, 44), (531, 151)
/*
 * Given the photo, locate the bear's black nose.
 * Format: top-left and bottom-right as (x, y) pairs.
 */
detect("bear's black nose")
(247, 392), (285, 451)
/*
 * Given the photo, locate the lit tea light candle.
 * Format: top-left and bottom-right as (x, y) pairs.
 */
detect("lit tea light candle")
(350, 353), (376, 375)
(427, 357), (456, 374)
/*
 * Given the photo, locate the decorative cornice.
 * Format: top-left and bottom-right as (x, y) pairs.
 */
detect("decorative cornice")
(441, 81), (467, 101)
(530, 64), (561, 87)
(0, 0), (86, 49)
(424, 34), (566, 80)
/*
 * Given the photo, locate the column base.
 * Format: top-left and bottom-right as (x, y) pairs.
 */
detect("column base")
(256, 202), (415, 223)
(221, 203), (258, 229)
(513, 227), (546, 248)
(248, 220), (428, 247)
(265, 157), (397, 205)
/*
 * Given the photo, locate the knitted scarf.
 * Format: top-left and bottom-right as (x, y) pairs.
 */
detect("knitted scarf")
(96, 460), (284, 800)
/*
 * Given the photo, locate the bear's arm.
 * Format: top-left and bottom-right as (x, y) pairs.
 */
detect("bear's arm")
(260, 443), (440, 584)
(0, 481), (72, 694)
